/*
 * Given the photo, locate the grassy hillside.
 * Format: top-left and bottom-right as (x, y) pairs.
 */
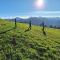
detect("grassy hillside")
(0, 19), (60, 60)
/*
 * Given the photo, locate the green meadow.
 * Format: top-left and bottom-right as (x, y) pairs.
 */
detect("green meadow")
(0, 19), (60, 60)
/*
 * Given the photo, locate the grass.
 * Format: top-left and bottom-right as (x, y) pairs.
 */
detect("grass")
(0, 19), (60, 60)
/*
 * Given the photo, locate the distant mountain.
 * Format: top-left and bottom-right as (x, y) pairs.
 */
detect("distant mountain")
(8, 17), (60, 28)
(46, 17), (60, 27)
(14, 17), (29, 23)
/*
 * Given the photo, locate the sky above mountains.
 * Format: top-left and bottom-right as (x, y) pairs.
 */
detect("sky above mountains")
(0, 0), (60, 18)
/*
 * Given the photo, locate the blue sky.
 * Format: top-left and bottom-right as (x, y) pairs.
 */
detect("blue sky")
(0, 0), (60, 18)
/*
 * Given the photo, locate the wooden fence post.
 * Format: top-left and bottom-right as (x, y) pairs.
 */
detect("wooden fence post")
(29, 20), (32, 30)
(15, 18), (17, 28)
(42, 21), (46, 35)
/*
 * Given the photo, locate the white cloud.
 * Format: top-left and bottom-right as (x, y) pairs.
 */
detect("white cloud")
(28, 11), (60, 17)
(0, 16), (30, 19)
(19, 16), (29, 19)
(32, 11), (60, 14)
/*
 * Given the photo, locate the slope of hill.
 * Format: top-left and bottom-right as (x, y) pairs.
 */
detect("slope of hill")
(0, 19), (60, 60)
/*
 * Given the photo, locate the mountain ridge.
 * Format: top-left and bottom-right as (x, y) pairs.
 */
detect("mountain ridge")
(8, 17), (60, 28)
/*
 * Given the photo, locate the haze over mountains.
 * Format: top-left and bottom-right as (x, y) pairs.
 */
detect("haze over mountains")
(9, 17), (60, 28)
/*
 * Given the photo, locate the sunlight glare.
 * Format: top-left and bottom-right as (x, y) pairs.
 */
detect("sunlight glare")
(34, 0), (45, 9)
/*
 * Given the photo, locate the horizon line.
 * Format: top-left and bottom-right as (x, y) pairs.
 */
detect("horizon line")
(0, 15), (60, 19)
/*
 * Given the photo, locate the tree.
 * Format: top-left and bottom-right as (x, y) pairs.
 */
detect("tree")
(54, 26), (56, 28)
(50, 25), (53, 28)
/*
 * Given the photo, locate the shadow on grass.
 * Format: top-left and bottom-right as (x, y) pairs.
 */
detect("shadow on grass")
(42, 31), (46, 36)
(0, 27), (15, 34)
(24, 28), (31, 32)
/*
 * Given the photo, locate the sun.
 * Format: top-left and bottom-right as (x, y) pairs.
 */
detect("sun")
(34, 0), (45, 9)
